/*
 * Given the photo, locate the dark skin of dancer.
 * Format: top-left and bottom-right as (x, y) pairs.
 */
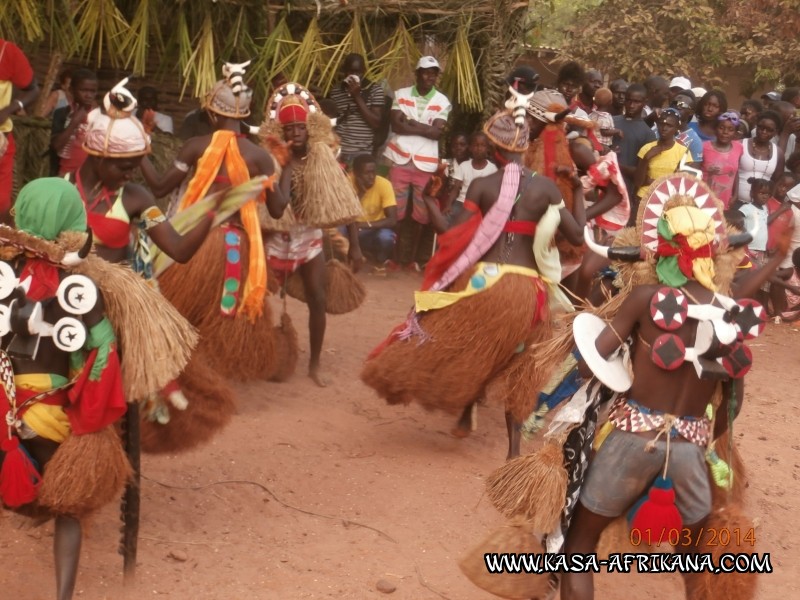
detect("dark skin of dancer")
(2, 265), (106, 600)
(140, 112), (286, 219)
(561, 226), (794, 600)
(77, 155), (226, 264)
(559, 139), (624, 304)
(280, 121), (363, 387)
(424, 145), (586, 459)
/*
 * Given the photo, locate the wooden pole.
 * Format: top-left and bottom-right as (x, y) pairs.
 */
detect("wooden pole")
(120, 403), (141, 583)
(34, 51), (64, 117)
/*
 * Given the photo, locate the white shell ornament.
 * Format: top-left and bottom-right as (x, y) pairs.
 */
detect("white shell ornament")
(52, 317), (87, 353)
(57, 275), (98, 316)
(0, 261), (18, 300)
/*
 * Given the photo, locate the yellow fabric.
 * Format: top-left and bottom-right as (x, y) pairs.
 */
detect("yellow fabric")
(0, 81), (11, 132)
(108, 189), (131, 223)
(540, 353), (579, 395)
(177, 130), (267, 320)
(351, 175), (397, 223)
(414, 262), (541, 312)
(593, 421), (614, 451)
(18, 374), (71, 443)
(636, 142), (692, 198)
(534, 201), (574, 312)
(664, 204), (717, 291)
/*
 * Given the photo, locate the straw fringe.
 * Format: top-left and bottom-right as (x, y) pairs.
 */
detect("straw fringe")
(299, 142), (363, 228)
(324, 259), (366, 314)
(486, 322), (556, 423)
(596, 516), (646, 559)
(140, 351), (236, 454)
(712, 431), (748, 506)
(459, 520), (551, 600)
(258, 199), (298, 232)
(0, 225), (89, 263)
(361, 273), (541, 414)
(485, 440), (568, 533)
(684, 505), (759, 600)
(158, 228), (276, 380)
(485, 317), (565, 422)
(38, 427), (132, 517)
(285, 259), (366, 315)
(71, 255), (197, 400)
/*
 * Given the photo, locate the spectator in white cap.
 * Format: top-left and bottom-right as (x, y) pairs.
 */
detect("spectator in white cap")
(383, 55), (451, 270)
(761, 91), (780, 111)
(668, 75), (692, 103)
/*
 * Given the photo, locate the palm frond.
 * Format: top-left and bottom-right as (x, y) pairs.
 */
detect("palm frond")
(439, 13), (483, 112)
(74, 0), (131, 67)
(122, 0), (162, 75)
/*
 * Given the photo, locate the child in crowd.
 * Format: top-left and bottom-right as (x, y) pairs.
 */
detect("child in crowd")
(701, 111), (743, 209)
(435, 132), (471, 221)
(766, 172), (797, 318)
(447, 132), (470, 169)
(446, 131), (497, 220)
(589, 87), (620, 149)
(633, 108), (691, 198)
(50, 68), (99, 176)
(739, 177), (771, 305)
(734, 120), (750, 140)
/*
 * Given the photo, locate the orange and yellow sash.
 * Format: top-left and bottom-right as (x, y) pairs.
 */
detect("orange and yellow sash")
(178, 130), (267, 320)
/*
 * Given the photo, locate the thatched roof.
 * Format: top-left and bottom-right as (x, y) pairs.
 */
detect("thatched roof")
(265, 1), (530, 16)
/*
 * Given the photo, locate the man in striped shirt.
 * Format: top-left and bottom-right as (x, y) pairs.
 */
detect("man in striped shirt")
(330, 54), (384, 166)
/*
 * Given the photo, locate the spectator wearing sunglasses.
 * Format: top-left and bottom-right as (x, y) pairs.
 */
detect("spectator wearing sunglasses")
(633, 108), (692, 199)
(701, 111), (744, 209)
(671, 93), (704, 163)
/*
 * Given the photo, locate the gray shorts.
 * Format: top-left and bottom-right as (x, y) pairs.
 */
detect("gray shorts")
(580, 428), (712, 525)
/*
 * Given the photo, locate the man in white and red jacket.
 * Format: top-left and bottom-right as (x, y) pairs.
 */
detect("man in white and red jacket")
(383, 56), (450, 269)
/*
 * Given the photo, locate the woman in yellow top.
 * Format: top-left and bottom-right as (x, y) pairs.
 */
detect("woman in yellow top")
(634, 108), (692, 198)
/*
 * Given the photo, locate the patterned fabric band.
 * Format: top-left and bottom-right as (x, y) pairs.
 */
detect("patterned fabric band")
(608, 396), (711, 447)
(141, 206), (166, 230)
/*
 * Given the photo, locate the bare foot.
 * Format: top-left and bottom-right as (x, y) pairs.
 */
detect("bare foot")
(309, 366), (328, 388)
(451, 403), (477, 438)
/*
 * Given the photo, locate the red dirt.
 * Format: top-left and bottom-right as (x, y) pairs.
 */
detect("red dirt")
(1, 271), (798, 599)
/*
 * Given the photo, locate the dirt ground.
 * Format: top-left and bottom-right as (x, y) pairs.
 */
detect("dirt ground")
(1, 271), (798, 599)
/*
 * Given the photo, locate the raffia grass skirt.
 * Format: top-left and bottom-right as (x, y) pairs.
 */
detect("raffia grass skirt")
(140, 350), (237, 454)
(159, 227), (276, 380)
(361, 271), (548, 414)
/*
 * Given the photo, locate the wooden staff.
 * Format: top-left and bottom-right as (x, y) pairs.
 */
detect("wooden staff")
(120, 403), (141, 582)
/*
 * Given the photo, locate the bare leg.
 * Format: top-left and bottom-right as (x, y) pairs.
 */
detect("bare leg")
(505, 411), (521, 460)
(769, 269), (792, 317)
(452, 403), (475, 438)
(300, 252), (328, 387)
(561, 503), (616, 600)
(408, 221), (423, 268)
(54, 515), (82, 600)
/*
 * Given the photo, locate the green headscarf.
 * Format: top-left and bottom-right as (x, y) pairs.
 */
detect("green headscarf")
(14, 178), (87, 241)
